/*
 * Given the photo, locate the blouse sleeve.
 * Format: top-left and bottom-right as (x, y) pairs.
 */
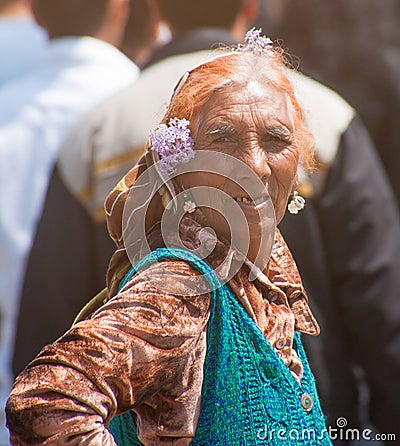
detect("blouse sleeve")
(6, 260), (211, 445)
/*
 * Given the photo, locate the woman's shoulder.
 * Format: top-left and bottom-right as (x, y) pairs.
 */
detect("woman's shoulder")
(107, 258), (212, 334)
(121, 254), (214, 296)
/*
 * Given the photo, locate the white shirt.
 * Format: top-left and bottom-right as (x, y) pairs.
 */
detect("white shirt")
(0, 36), (138, 445)
(0, 17), (47, 86)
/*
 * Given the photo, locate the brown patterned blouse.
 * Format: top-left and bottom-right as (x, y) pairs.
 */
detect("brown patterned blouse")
(6, 225), (319, 445)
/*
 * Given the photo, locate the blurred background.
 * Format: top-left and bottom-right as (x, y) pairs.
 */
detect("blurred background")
(256, 0), (400, 207)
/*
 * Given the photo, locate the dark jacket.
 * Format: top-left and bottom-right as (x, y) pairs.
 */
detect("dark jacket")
(281, 116), (400, 437)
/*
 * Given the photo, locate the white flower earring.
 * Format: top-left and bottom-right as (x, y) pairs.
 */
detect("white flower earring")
(288, 190), (306, 214)
(183, 191), (196, 214)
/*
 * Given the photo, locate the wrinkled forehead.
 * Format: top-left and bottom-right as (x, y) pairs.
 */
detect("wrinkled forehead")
(200, 53), (291, 103)
(165, 51), (299, 136)
(192, 77), (295, 132)
(171, 50), (286, 98)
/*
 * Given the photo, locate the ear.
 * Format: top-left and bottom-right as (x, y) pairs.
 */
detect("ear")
(30, 0), (45, 28)
(97, 0), (129, 46)
(232, 0), (259, 40)
(109, 0), (129, 27)
(242, 0), (258, 23)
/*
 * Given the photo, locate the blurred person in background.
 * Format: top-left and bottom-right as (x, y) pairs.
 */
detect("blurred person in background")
(12, 0), (160, 379)
(260, 0), (400, 209)
(0, 0), (140, 442)
(119, 0), (160, 68)
(143, 0), (253, 66)
(256, 0), (400, 442)
(11, 0), (254, 382)
(12, 0), (400, 444)
(0, 0), (47, 86)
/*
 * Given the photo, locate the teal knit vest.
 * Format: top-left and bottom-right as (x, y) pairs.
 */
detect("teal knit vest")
(109, 248), (332, 445)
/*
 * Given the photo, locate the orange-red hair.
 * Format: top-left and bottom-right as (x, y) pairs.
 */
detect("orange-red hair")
(163, 50), (315, 170)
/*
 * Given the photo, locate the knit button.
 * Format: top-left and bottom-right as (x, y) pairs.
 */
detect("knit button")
(275, 338), (286, 349)
(301, 393), (314, 411)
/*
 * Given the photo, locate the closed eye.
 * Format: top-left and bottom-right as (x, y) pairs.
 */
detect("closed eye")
(214, 135), (234, 143)
(207, 125), (237, 144)
(261, 128), (293, 152)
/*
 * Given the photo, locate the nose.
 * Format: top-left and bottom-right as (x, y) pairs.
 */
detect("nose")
(233, 146), (271, 185)
(249, 147), (271, 184)
(229, 146), (271, 199)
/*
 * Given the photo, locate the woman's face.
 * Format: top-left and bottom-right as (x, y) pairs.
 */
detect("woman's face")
(179, 79), (300, 266)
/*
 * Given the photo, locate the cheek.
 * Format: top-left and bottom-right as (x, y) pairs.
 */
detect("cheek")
(268, 156), (298, 218)
(180, 171), (226, 191)
(269, 149), (299, 187)
(276, 164), (297, 189)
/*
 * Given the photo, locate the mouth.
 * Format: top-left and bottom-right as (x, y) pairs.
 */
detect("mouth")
(233, 195), (270, 208)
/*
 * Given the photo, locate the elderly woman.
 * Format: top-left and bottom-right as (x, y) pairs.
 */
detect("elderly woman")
(6, 31), (332, 445)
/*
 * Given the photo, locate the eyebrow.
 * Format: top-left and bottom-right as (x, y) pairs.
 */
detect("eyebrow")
(207, 124), (293, 141)
(263, 126), (293, 142)
(206, 124), (236, 136)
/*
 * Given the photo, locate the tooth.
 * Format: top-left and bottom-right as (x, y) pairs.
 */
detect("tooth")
(255, 197), (265, 205)
(234, 196), (257, 204)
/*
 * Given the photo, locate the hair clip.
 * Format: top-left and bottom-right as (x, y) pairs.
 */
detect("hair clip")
(171, 71), (190, 100)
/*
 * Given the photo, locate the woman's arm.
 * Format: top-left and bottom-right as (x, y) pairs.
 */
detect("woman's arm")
(6, 260), (210, 445)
